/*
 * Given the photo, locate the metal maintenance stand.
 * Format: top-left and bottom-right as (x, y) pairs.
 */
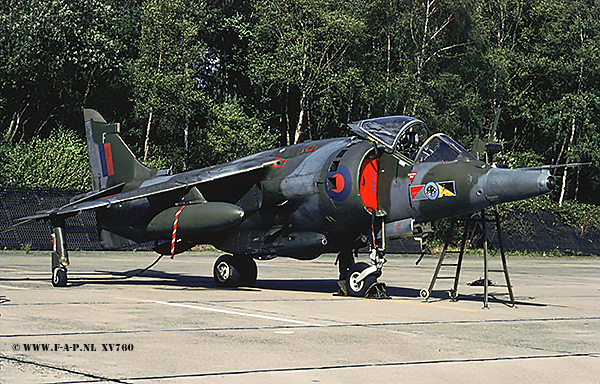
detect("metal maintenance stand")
(419, 208), (515, 308)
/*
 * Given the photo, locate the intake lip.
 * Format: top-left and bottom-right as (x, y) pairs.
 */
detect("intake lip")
(546, 175), (556, 191)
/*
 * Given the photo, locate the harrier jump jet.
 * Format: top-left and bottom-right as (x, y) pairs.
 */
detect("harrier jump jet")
(11, 110), (559, 296)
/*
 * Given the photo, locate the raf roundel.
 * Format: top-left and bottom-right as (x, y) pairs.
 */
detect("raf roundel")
(325, 165), (352, 202)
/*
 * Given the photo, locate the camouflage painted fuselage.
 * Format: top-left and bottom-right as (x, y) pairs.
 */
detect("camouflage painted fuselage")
(97, 131), (553, 260)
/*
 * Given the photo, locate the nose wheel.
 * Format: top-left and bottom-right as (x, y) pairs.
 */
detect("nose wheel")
(346, 262), (378, 297)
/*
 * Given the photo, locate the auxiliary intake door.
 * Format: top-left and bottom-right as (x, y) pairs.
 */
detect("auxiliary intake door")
(359, 151), (397, 215)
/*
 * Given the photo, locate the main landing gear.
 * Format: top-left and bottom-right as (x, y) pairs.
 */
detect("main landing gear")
(213, 254), (257, 288)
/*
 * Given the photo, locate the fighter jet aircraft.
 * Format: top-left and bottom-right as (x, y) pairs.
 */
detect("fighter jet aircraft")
(10, 109), (561, 296)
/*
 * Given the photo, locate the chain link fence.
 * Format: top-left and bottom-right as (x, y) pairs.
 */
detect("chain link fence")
(0, 187), (102, 250)
(1, 187), (598, 255)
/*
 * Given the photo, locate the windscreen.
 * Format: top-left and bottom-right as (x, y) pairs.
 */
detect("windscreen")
(415, 134), (475, 163)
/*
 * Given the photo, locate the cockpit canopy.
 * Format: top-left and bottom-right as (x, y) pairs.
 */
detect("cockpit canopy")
(348, 116), (428, 160)
(348, 116), (475, 163)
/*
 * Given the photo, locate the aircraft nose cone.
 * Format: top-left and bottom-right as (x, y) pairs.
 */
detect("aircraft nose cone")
(482, 168), (555, 204)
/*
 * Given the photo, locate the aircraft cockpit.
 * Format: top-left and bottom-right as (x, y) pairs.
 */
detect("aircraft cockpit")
(349, 116), (476, 164)
(348, 116), (429, 161)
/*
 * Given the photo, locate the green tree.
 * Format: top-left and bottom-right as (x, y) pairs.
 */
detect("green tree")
(0, 0), (127, 141)
(130, 0), (208, 165)
(0, 127), (89, 189)
(251, 0), (366, 144)
(194, 98), (277, 167)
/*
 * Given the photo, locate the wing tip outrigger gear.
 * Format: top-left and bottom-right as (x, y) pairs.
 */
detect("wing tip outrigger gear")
(51, 218), (69, 287)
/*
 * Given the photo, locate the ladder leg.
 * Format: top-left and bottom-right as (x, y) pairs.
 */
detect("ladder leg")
(450, 219), (469, 300)
(421, 220), (455, 300)
(495, 208), (515, 306)
(482, 210), (489, 309)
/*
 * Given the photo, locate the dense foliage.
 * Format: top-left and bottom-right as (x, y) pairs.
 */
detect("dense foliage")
(0, 0), (598, 204)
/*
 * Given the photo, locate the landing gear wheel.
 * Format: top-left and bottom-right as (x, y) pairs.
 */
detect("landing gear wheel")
(213, 255), (258, 288)
(214, 255), (240, 287)
(237, 257), (257, 287)
(420, 288), (430, 300)
(52, 267), (67, 287)
(346, 262), (377, 297)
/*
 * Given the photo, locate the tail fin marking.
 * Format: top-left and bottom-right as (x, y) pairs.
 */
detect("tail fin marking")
(84, 109), (158, 191)
(99, 143), (115, 177)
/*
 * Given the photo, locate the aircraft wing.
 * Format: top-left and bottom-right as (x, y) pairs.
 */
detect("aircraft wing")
(4, 156), (279, 229)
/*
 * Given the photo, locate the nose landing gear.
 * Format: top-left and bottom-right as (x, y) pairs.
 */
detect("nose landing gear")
(346, 261), (380, 297)
(339, 210), (389, 299)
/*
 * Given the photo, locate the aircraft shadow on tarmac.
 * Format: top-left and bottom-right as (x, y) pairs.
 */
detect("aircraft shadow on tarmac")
(53, 268), (545, 307)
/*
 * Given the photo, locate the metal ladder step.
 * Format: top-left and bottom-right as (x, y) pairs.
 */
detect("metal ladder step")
(422, 209), (515, 307)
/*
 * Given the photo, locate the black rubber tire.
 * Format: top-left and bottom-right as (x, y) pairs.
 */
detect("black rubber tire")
(236, 257), (257, 287)
(346, 262), (377, 297)
(213, 255), (241, 287)
(52, 267), (67, 287)
(213, 255), (257, 287)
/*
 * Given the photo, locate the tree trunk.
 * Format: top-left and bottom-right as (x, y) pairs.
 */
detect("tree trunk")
(144, 110), (153, 163)
(559, 27), (584, 207)
(574, 166), (581, 201)
(386, 33), (391, 115)
(293, 92), (306, 145)
(184, 113), (189, 152)
(5, 112), (18, 142)
(558, 114), (576, 207)
(183, 113), (189, 171)
(6, 103), (29, 143)
(284, 84), (291, 146)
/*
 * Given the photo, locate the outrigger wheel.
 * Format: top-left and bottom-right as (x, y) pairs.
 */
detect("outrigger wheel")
(52, 266), (68, 287)
(51, 249), (68, 287)
(50, 220), (70, 287)
(213, 254), (257, 288)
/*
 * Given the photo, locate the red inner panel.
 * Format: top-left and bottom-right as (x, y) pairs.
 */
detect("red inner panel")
(359, 156), (379, 212)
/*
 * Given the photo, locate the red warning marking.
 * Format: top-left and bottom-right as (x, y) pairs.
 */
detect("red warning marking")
(272, 158), (287, 167)
(171, 205), (186, 258)
(410, 185), (424, 199)
(305, 144), (316, 152)
(407, 171), (417, 183)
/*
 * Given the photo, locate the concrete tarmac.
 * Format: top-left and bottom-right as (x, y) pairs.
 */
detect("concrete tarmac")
(0, 250), (598, 383)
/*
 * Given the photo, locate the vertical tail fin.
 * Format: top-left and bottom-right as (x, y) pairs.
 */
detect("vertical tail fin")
(84, 109), (158, 191)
